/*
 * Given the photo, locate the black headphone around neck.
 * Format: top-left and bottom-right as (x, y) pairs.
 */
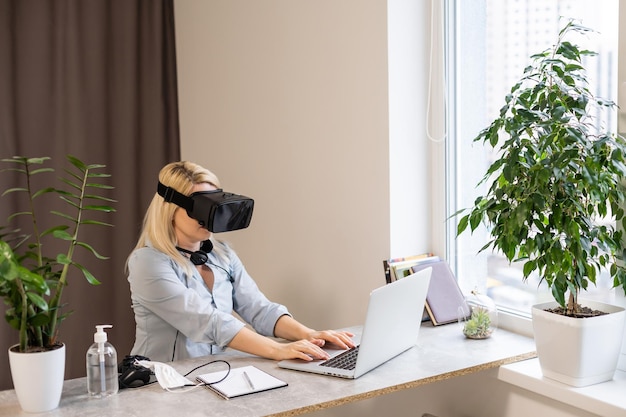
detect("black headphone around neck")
(176, 240), (214, 266)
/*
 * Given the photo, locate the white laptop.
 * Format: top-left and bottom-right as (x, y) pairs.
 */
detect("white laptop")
(278, 267), (432, 379)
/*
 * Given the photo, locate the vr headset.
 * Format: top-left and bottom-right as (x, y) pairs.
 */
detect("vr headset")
(157, 182), (254, 233)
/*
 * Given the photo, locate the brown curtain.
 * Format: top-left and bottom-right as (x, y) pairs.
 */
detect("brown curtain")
(0, 0), (180, 390)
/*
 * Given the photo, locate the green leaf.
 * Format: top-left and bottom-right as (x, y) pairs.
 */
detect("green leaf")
(17, 267), (48, 293)
(30, 312), (51, 327)
(523, 260), (536, 277)
(1, 187), (28, 196)
(80, 219), (114, 227)
(85, 183), (114, 190)
(82, 204), (116, 213)
(50, 211), (76, 223)
(73, 262), (101, 285)
(75, 241), (109, 260)
(551, 281), (566, 307)
(84, 194), (117, 202)
(66, 155), (87, 171)
(52, 229), (73, 241)
(56, 254), (71, 265)
(26, 292), (49, 311)
(457, 215), (469, 235)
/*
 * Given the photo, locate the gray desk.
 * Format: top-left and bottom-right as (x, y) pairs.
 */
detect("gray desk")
(0, 324), (535, 417)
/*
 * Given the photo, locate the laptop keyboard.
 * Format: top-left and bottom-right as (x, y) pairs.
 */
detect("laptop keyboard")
(320, 345), (360, 370)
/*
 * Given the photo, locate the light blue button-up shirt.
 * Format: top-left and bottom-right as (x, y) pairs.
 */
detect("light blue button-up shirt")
(127, 242), (290, 362)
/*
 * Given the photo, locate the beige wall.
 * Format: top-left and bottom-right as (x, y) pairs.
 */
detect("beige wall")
(174, 0), (414, 331)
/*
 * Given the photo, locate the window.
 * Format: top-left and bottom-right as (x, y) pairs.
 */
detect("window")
(445, 0), (620, 315)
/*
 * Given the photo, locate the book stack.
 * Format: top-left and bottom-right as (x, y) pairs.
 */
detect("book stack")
(382, 253), (440, 284)
(382, 254), (469, 326)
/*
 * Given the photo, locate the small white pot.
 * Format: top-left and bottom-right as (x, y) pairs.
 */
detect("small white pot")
(532, 300), (625, 387)
(8, 343), (66, 413)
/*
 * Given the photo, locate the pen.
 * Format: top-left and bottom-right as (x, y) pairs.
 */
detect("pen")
(242, 371), (255, 390)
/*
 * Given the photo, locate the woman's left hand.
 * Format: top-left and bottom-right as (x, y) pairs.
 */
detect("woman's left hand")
(307, 329), (356, 350)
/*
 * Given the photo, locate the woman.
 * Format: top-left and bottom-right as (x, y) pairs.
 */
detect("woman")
(126, 161), (354, 363)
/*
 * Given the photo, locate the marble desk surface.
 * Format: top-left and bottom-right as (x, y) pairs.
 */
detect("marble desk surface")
(0, 323), (536, 417)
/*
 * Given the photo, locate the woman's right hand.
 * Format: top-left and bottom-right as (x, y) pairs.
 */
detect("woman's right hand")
(228, 327), (333, 361)
(270, 339), (331, 361)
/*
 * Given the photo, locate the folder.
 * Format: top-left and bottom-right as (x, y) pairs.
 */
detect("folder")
(411, 260), (469, 326)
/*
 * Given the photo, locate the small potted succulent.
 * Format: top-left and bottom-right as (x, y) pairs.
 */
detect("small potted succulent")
(460, 291), (497, 340)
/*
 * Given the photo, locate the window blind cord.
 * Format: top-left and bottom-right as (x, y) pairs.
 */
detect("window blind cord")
(426, 0), (447, 144)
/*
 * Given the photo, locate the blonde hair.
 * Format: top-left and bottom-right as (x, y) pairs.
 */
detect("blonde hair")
(127, 161), (227, 276)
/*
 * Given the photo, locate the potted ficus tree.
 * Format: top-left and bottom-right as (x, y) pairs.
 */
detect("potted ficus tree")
(456, 19), (626, 387)
(0, 156), (115, 412)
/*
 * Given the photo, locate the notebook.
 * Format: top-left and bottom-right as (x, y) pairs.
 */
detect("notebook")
(196, 365), (287, 400)
(411, 260), (469, 326)
(278, 267), (432, 379)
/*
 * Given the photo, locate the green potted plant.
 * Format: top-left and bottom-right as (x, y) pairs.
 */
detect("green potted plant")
(0, 156), (115, 412)
(456, 19), (626, 387)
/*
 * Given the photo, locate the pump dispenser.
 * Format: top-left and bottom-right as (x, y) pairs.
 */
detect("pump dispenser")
(86, 324), (119, 397)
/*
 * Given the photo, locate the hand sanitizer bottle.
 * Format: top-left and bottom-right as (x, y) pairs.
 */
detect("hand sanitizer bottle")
(86, 324), (119, 397)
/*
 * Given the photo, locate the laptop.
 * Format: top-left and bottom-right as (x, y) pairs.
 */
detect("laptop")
(278, 267), (432, 379)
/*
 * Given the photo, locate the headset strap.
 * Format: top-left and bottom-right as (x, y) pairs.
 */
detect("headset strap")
(157, 182), (194, 211)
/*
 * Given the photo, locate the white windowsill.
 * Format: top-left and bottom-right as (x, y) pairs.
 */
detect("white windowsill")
(496, 305), (626, 417)
(498, 356), (626, 417)
(496, 308), (534, 338)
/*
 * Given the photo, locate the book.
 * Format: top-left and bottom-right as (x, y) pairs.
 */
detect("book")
(196, 365), (287, 400)
(410, 260), (470, 326)
(382, 253), (439, 283)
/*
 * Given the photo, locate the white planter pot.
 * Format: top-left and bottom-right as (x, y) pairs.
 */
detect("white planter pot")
(611, 289), (626, 370)
(532, 300), (625, 387)
(8, 343), (66, 413)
